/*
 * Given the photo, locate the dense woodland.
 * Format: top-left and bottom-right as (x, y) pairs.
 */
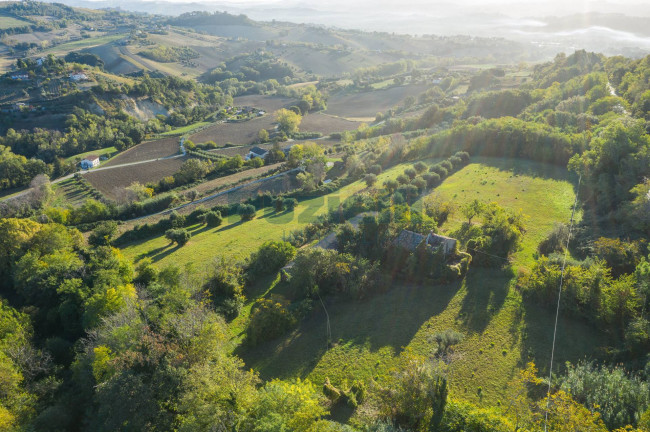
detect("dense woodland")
(0, 2), (649, 430)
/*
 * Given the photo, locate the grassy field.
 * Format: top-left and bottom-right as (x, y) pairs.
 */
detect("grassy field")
(119, 157), (601, 411)
(52, 177), (94, 207)
(0, 15), (30, 29)
(416, 157), (580, 269)
(120, 171), (375, 267)
(119, 159), (436, 268)
(64, 147), (117, 164)
(159, 121), (212, 137)
(233, 157), (598, 412)
(42, 33), (126, 55)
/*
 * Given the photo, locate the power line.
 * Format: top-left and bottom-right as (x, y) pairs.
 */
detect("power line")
(544, 175), (581, 430)
(317, 292), (331, 349)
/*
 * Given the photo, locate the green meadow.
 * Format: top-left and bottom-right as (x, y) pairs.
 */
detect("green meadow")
(120, 157), (601, 410)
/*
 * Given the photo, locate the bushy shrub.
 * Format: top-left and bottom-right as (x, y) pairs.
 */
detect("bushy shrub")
(202, 210), (223, 227)
(238, 203), (256, 221)
(285, 198), (298, 210)
(592, 237), (641, 276)
(169, 211), (186, 228)
(368, 164), (383, 175)
(365, 173), (378, 187)
(422, 172), (441, 188)
(440, 399), (512, 432)
(430, 164), (448, 178)
(404, 168), (417, 179)
(519, 257), (639, 331)
(454, 151), (470, 164)
(165, 228), (190, 246)
(205, 258), (244, 320)
(384, 179), (399, 193)
(289, 248), (384, 299)
(88, 221), (118, 246)
(440, 160), (453, 172)
(378, 358), (448, 431)
(246, 299), (297, 345)
(414, 161), (427, 173)
(449, 155), (463, 169)
(274, 197), (285, 212)
(396, 174), (409, 185)
(397, 184), (419, 203)
(248, 241), (296, 277)
(558, 361), (650, 430)
(538, 223), (569, 255)
(411, 177), (427, 191)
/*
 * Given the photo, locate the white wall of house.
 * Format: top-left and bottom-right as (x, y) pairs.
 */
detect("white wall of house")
(80, 158), (100, 169)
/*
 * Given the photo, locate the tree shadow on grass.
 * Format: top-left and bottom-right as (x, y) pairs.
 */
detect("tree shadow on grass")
(137, 242), (182, 264)
(469, 156), (578, 183)
(517, 298), (610, 378)
(458, 266), (513, 332)
(215, 219), (246, 232)
(237, 278), (461, 382)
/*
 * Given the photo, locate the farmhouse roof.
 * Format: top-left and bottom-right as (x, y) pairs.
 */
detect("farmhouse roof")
(84, 155), (100, 162)
(394, 230), (426, 251)
(428, 233), (455, 246)
(394, 230), (458, 254)
(249, 146), (269, 155)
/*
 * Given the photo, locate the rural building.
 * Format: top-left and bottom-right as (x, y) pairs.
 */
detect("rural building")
(394, 230), (457, 256)
(69, 72), (89, 82)
(10, 74), (29, 80)
(246, 146), (269, 160)
(80, 155), (100, 169)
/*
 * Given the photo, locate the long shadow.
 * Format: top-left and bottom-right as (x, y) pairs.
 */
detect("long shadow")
(215, 219), (245, 232)
(517, 297), (610, 378)
(237, 278), (461, 381)
(458, 267), (513, 332)
(187, 224), (212, 236)
(140, 243), (182, 263)
(469, 156), (578, 183)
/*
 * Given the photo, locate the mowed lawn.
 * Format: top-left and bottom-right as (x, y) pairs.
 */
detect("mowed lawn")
(236, 157), (602, 411)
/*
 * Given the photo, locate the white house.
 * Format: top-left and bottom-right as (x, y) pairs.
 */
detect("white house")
(69, 72), (89, 82)
(245, 146), (269, 161)
(80, 155), (100, 169)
